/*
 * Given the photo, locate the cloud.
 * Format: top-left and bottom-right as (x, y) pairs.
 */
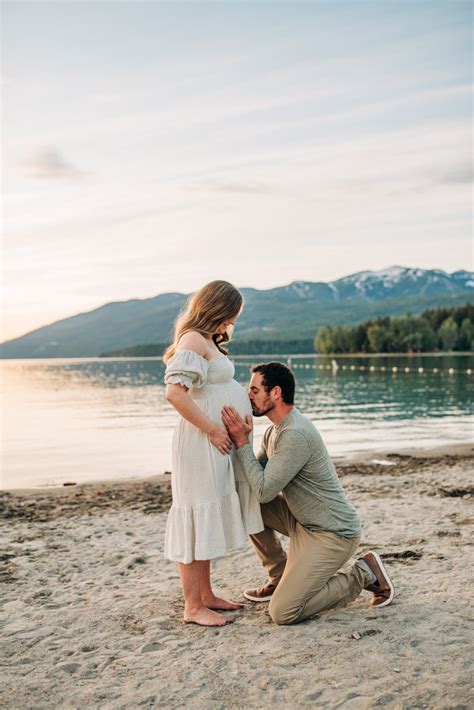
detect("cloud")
(26, 147), (87, 180)
(438, 163), (473, 185)
(186, 179), (271, 194)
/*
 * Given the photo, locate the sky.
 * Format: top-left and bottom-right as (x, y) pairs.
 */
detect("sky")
(2, 0), (472, 342)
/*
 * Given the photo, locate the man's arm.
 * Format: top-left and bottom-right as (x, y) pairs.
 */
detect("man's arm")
(256, 427), (270, 467)
(236, 429), (310, 503)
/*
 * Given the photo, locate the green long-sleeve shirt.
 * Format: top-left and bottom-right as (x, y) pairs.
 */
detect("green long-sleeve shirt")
(236, 408), (362, 538)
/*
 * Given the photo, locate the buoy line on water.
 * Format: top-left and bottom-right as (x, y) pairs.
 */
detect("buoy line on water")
(286, 363), (471, 375)
(234, 361), (472, 375)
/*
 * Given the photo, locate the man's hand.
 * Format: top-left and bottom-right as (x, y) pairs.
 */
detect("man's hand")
(222, 406), (253, 448)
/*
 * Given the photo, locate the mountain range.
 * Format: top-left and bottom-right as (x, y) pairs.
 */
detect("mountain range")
(1, 266), (472, 358)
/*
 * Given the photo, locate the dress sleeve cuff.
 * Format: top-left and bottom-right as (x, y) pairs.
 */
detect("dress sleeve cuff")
(164, 373), (194, 389)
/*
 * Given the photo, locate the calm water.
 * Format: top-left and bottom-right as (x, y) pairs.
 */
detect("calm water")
(1, 355), (472, 489)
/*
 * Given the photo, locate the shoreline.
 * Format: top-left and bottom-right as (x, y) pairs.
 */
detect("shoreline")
(2, 441), (472, 495)
(1, 443), (472, 524)
(0, 442), (474, 496)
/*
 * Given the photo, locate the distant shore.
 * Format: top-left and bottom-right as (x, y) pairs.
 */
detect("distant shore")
(1, 350), (473, 362)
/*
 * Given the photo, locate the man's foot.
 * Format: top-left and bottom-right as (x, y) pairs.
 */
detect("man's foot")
(243, 582), (277, 602)
(183, 607), (234, 627)
(201, 595), (244, 611)
(359, 551), (395, 608)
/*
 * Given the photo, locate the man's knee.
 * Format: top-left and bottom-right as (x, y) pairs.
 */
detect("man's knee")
(268, 597), (300, 626)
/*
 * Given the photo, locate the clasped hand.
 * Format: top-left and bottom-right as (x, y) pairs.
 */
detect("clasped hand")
(208, 426), (232, 455)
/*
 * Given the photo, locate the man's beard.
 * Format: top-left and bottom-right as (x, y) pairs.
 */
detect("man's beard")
(251, 399), (274, 417)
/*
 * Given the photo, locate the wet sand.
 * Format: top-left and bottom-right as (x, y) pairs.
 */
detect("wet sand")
(1, 444), (473, 708)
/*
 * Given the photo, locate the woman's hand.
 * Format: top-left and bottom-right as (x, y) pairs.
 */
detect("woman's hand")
(166, 384), (232, 453)
(208, 425), (233, 455)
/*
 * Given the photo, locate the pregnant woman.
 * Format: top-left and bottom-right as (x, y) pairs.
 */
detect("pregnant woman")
(163, 280), (263, 627)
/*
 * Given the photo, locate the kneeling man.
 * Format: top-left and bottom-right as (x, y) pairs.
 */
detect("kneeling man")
(222, 362), (394, 626)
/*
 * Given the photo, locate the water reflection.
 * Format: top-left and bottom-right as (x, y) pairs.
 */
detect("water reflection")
(1, 355), (472, 488)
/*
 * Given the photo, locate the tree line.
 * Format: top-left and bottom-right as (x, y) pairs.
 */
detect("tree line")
(314, 304), (474, 354)
(101, 304), (473, 357)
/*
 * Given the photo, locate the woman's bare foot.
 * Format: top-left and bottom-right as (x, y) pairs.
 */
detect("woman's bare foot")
(183, 606), (233, 627)
(202, 595), (244, 611)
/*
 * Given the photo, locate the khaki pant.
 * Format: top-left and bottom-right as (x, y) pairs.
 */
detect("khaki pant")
(250, 494), (371, 625)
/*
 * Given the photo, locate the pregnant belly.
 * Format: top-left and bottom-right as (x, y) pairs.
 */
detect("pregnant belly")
(192, 379), (251, 423)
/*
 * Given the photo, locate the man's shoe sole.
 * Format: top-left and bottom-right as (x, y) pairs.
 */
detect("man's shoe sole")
(243, 590), (274, 602)
(369, 551), (395, 607)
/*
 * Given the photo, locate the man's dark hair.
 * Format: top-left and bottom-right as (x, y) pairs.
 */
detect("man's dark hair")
(252, 362), (295, 404)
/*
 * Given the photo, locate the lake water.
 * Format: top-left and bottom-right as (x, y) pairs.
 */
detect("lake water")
(1, 354), (472, 489)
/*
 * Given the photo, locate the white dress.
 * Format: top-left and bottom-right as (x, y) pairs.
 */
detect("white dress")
(164, 349), (264, 563)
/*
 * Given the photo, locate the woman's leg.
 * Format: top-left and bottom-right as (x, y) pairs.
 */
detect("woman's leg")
(177, 560), (233, 626)
(199, 560), (243, 611)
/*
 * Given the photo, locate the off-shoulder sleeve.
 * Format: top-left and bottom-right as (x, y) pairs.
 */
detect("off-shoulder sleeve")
(164, 349), (208, 390)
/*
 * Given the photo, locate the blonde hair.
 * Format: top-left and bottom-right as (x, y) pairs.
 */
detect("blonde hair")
(163, 280), (243, 362)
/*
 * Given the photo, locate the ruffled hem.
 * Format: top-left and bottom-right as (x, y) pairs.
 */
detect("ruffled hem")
(164, 491), (248, 564)
(165, 373), (194, 389)
(164, 349), (208, 390)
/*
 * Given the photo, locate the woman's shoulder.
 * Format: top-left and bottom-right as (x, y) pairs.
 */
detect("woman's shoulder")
(165, 334), (209, 388)
(176, 331), (209, 358)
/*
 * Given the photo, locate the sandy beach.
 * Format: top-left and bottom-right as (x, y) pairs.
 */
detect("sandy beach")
(1, 444), (473, 709)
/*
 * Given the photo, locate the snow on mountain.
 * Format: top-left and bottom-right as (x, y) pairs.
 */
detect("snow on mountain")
(288, 281), (315, 298)
(329, 266), (471, 300)
(452, 270), (474, 286)
(336, 266), (430, 287)
(1, 266), (472, 358)
(256, 267), (472, 304)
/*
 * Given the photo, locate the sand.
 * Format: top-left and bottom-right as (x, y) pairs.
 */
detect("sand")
(1, 445), (473, 709)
